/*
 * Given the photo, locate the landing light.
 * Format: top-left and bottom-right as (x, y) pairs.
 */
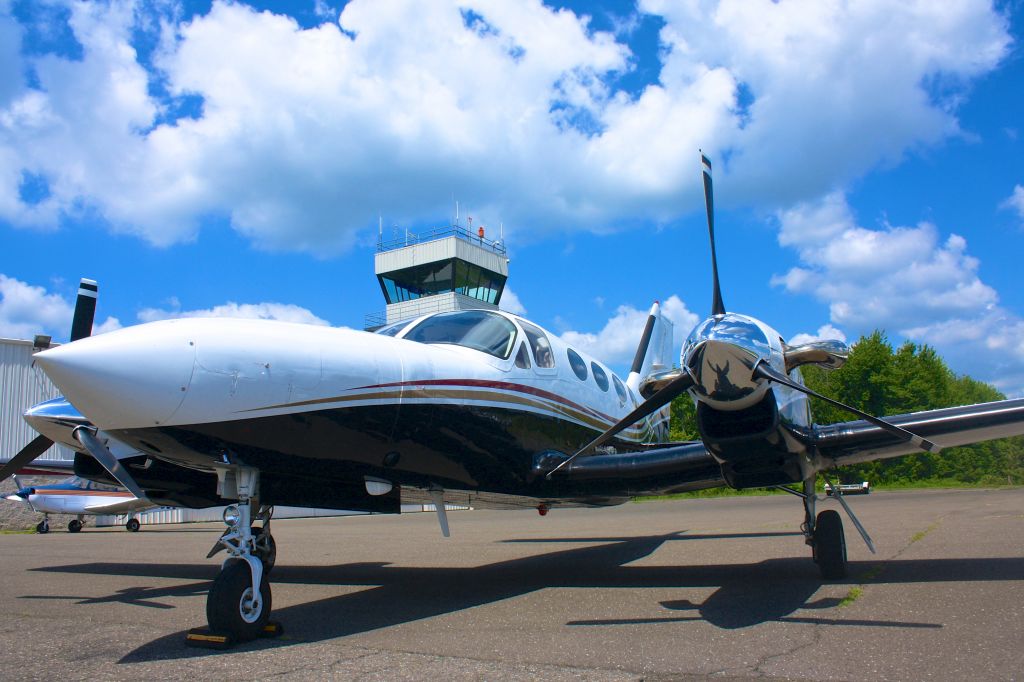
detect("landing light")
(222, 505), (240, 527)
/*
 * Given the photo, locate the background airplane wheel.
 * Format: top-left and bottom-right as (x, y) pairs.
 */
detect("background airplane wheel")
(814, 509), (847, 580)
(207, 560), (271, 641)
(254, 528), (276, 574)
(36, 520), (49, 534)
(125, 518), (141, 532)
(68, 519), (83, 533)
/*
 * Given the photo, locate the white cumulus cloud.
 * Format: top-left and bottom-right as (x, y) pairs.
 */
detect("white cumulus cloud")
(560, 294), (698, 368)
(773, 193), (1024, 397)
(1003, 184), (1024, 224)
(0, 0), (1011, 252)
(138, 301), (332, 326)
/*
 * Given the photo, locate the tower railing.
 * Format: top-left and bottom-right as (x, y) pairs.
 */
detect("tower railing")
(376, 224), (507, 256)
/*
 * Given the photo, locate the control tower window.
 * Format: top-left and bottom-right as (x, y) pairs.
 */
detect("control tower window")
(567, 348), (588, 381)
(405, 310), (517, 359)
(591, 362), (609, 392)
(378, 259), (506, 306)
(519, 320), (555, 368)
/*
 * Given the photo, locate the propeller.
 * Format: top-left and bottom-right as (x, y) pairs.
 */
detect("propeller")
(0, 278), (98, 486)
(548, 150), (939, 479)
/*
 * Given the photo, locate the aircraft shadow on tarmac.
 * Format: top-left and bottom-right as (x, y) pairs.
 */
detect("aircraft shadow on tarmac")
(23, 530), (1024, 662)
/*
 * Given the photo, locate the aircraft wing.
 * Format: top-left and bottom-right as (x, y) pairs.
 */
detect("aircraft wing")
(83, 498), (153, 514)
(813, 398), (1024, 468)
(3, 460), (76, 476)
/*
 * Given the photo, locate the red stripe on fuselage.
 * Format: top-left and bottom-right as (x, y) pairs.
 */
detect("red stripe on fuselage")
(358, 378), (619, 424)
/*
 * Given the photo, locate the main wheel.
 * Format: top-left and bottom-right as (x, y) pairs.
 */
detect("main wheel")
(814, 509), (847, 580)
(254, 528), (277, 574)
(126, 518), (141, 532)
(36, 520), (50, 534)
(68, 519), (83, 533)
(207, 559), (272, 641)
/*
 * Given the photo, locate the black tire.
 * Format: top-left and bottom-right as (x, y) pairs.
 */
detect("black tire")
(68, 520), (83, 533)
(254, 528), (276, 574)
(126, 518), (141, 532)
(36, 520), (49, 534)
(814, 509), (847, 580)
(207, 559), (272, 641)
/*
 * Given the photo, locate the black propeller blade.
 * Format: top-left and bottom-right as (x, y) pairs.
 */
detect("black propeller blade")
(0, 435), (55, 485)
(547, 372), (696, 477)
(69, 278), (98, 342)
(701, 152), (726, 317)
(751, 361), (941, 454)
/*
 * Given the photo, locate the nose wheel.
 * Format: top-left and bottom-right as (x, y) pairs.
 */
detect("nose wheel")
(207, 559), (272, 640)
(36, 518), (50, 534)
(188, 467), (281, 648)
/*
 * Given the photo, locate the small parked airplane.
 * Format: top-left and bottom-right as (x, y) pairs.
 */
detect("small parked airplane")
(4, 473), (149, 533)
(3, 155), (1023, 644)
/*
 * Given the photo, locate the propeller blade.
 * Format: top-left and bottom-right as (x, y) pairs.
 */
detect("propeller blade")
(69, 278), (98, 342)
(72, 427), (147, 500)
(701, 152), (726, 316)
(547, 373), (696, 478)
(752, 361), (941, 454)
(0, 435), (54, 484)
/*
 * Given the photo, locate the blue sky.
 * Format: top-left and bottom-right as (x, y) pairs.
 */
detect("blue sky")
(2, 0), (1023, 396)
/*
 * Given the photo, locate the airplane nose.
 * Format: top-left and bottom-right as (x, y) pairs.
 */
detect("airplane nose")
(33, 321), (197, 430)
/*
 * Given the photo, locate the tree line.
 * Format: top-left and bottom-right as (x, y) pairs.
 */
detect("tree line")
(669, 331), (1024, 487)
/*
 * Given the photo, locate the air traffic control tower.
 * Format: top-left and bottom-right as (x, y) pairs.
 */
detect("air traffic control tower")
(367, 223), (508, 328)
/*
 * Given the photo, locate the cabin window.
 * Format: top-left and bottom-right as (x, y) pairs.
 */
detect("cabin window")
(404, 310), (517, 359)
(514, 342), (531, 369)
(612, 374), (627, 405)
(519, 320), (555, 368)
(567, 348), (588, 381)
(591, 362), (609, 392)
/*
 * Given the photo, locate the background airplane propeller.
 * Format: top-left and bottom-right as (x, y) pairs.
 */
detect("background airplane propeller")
(0, 278), (98, 487)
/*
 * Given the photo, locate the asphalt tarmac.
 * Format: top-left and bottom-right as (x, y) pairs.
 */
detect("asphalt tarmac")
(0, 488), (1021, 681)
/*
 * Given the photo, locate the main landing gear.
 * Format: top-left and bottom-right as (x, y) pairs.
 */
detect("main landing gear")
(68, 516), (85, 533)
(794, 476), (875, 580)
(188, 466), (281, 648)
(126, 516), (141, 532)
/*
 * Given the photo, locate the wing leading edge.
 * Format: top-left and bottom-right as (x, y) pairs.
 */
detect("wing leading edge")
(812, 398), (1024, 468)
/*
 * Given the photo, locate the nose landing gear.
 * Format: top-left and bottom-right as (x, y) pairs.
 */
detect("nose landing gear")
(187, 466), (282, 649)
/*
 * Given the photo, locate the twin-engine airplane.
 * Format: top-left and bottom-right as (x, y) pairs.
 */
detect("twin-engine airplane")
(3, 155), (1024, 644)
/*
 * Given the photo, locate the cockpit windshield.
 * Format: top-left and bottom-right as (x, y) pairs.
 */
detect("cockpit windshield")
(374, 319), (413, 337)
(404, 310), (517, 359)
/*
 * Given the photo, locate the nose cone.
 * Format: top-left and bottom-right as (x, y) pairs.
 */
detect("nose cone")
(33, 321), (197, 430)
